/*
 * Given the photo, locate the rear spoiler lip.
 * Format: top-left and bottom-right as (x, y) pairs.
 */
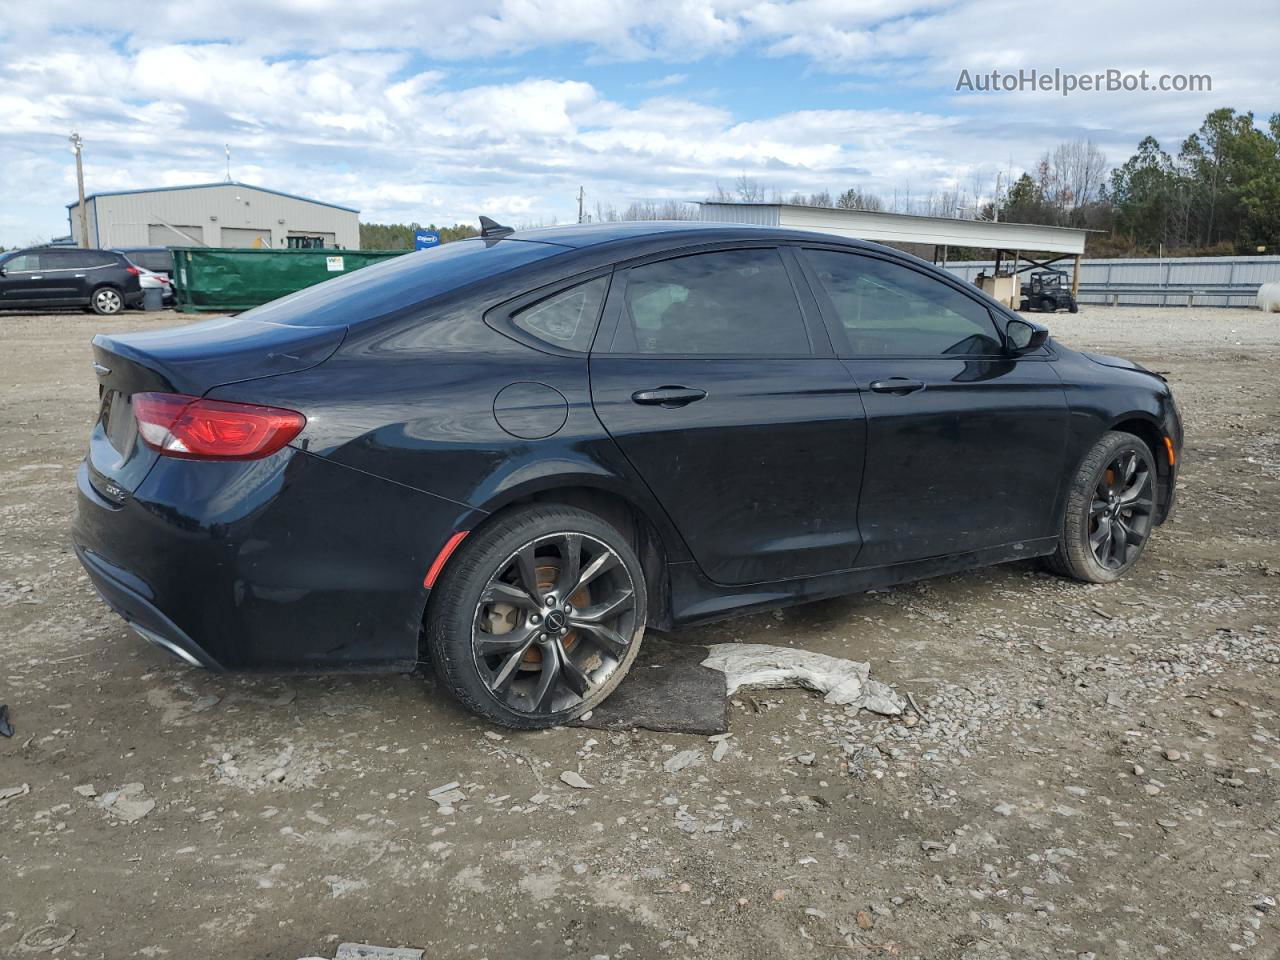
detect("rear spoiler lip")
(90, 319), (347, 397)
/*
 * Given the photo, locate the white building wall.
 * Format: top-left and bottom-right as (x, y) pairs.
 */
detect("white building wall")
(69, 183), (360, 249)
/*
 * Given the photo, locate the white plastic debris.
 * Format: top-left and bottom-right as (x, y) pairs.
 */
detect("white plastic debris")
(701, 643), (904, 715)
(334, 944), (425, 960)
(0, 783), (30, 806)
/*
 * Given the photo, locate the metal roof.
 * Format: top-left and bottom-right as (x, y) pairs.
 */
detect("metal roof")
(698, 202), (1092, 255)
(67, 181), (359, 214)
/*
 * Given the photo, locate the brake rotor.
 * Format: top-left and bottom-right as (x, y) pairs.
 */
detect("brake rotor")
(516, 562), (590, 666)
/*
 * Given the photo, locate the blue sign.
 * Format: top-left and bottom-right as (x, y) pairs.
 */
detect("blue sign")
(414, 231), (440, 250)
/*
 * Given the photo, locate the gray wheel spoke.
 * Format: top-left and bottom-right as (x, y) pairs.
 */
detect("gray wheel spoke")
(481, 581), (539, 610)
(571, 620), (629, 659)
(573, 588), (634, 624)
(1089, 499), (1108, 517)
(475, 623), (538, 659)
(554, 534), (582, 599)
(556, 641), (593, 697)
(1108, 519), (1126, 565)
(531, 642), (562, 711)
(513, 545), (543, 605)
(490, 639), (535, 694)
(572, 551), (619, 595)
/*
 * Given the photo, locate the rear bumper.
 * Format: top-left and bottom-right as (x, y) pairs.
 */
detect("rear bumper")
(75, 543), (222, 669)
(72, 451), (478, 671)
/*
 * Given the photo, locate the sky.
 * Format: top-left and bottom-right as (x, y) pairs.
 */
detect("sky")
(1, 0), (1276, 247)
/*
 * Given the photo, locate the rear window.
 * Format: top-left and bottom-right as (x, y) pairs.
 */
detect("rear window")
(122, 251), (173, 273)
(242, 239), (566, 327)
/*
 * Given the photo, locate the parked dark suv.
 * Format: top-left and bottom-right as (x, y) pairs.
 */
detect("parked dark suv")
(0, 246), (144, 315)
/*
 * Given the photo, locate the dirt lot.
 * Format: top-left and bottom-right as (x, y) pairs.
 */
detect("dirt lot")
(2, 306), (1278, 960)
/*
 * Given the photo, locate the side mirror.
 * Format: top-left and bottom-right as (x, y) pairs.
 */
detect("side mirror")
(1005, 317), (1048, 355)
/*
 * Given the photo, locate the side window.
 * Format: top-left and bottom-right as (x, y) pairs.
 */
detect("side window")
(804, 249), (1003, 357)
(511, 276), (608, 352)
(42, 250), (86, 269)
(3, 253), (35, 271)
(614, 248), (810, 356)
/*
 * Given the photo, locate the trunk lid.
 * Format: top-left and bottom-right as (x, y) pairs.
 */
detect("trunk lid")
(86, 316), (344, 497)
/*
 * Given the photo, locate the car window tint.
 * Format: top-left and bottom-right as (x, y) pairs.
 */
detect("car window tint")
(42, 250), (86, 269)
(246, 238), (566, 327)
(4, 253), (36, 271)
(511, 276), (607, 352)
(616, 248), (809, 355)
(87, 251), (119, 267)
(804, 249), (1002, 357)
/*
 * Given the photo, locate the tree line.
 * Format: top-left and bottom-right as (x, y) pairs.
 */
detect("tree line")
(357, 221), (478, 250)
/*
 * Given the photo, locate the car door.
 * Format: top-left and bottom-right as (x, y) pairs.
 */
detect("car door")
(39, 249), (96, 302)
(798, 246), (1069, 568)
(590, 244), (868, 586)
(0, 252), (52, 304)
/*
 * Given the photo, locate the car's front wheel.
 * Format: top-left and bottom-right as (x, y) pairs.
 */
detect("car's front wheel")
(90, 286), (124, 315)
(425, 504), (647, 728)
(1046, 430), (1158, 583)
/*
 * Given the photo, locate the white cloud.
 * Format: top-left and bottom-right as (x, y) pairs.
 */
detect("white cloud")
(0, 1), (1275, 245)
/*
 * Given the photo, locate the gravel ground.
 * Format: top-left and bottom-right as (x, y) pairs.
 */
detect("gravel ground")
(2, 305), (1278, 960)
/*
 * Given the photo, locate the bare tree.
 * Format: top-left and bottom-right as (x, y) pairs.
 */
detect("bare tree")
(735, 174), (766, 203)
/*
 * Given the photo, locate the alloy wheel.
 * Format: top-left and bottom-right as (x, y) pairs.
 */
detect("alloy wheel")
(1088, 449), (1154, 569)
(95, 289), (123, 314)
(471, 532), (638, 716)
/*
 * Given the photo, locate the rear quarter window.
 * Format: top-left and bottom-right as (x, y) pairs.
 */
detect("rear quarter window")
(244, 239), (567, 327)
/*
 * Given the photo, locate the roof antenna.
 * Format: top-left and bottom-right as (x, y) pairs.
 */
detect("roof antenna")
(479, 215), (514, 239)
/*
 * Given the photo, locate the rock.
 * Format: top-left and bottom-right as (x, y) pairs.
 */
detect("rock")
(663, 750), (704, 773)
(712, 740), (730, 763)
(0, 783), (31, 806)
(1254, 895), (1276, 913)
(1163, 749), (1182, 761)
(73, 784), (97, 798)
(324, 876), (369, 898)
(700, 643), (904, 714)
(1143, 784), (1162, 796)
(269, 768), (287, 783)
(1210, 708), (1227, 718)
(98, 783), (155, 822)
(483, 731), (504, 741)
(993, 802), (1015, 817)
(560, 771), (592, 789)
(856, 910), (874, 930)
(17, 924), (76, 952)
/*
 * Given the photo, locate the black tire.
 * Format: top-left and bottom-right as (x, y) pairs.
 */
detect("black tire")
(425, 504), (647, 728)
(1045, 431), (1158, 583)
(90, 286), (124, 315)
(1068, 302), (1079, 313)
(1037, 297), (1055, 313)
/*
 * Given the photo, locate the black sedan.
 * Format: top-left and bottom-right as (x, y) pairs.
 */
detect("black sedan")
(73, 221), (1182, 727)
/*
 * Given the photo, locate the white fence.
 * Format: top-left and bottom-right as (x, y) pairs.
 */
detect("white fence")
(944, 255), (1280, 307)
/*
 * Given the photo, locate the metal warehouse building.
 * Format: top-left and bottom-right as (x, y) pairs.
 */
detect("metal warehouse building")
(67, 181), (360, 250)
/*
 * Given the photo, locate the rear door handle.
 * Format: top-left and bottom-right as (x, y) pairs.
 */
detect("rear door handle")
(631, 386), (707, 408)
(869, 378), (926, 395)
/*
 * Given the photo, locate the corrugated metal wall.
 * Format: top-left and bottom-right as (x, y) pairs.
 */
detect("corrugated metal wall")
(698, 203), (782, 226)
(944, 256), (1280, 307)
(71, 184), (360, 250)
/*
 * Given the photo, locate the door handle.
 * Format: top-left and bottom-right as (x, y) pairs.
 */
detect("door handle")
(869, 378), (926, 395)
(631, 386), (708, 408)
(30, 275), (43, 280)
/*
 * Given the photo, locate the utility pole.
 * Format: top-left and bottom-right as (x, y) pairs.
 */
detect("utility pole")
(225, 144), (232, 183)
(577, 185), (585, 224)
(993, 170), (1002, 223)
(69, 132), (89, 248)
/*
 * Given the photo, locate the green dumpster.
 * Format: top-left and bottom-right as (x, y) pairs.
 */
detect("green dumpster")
(170, 247), (409, 313)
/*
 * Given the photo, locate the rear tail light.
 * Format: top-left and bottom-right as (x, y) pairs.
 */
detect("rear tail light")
(132, 392), (305, 460)
(125, 266), (140, 276)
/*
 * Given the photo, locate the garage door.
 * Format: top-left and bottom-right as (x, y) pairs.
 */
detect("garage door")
(148, 224), (204, 246)
(221, 228), (271, 248)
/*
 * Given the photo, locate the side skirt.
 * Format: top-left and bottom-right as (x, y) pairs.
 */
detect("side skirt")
(667, 537), (1059, 627)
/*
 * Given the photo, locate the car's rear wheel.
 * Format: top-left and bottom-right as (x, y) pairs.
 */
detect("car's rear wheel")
(91, 286), (124, 315)
(1046, 431), (1157, 583)
(425, 504), (646, 728)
